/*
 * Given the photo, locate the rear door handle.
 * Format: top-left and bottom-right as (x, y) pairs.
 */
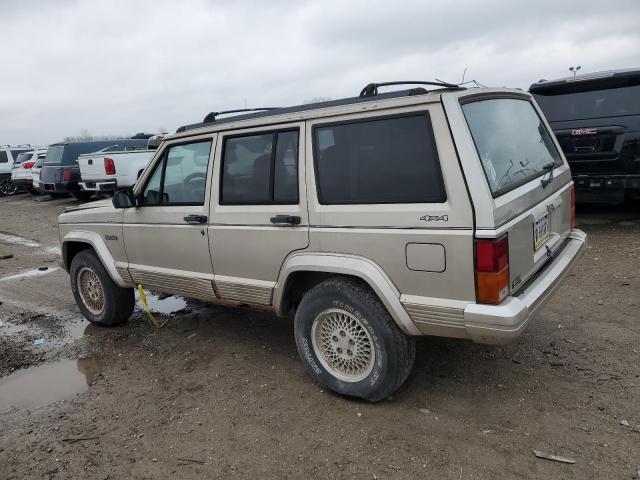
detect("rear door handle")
(184, 214), (207, 224)
(270, 215), (301, 226)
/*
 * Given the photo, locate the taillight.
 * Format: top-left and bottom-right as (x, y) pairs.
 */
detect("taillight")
(475, 234), (510, 304)
(570, 185), (576, 229)
(23, 161), (35, 169)
(62, 168), (73, 181)
(104, 158), (116, 175)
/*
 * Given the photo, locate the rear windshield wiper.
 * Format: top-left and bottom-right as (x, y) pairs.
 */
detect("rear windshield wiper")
(540, 162), (556, 189)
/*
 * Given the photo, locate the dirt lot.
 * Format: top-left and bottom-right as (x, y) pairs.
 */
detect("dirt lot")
(0, 193), (638, 480)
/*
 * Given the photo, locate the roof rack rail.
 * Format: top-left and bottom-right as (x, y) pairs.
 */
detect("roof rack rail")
(359, 81), (461, 98)
(203, 108), (279, 124)
(16, 143), (31, 147)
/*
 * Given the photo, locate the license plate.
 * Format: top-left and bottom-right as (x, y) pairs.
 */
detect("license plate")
(534, 214), (550, 250)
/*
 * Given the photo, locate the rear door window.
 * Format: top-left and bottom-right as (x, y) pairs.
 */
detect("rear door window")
(313, 113), (446, 204)
(221, 130), (299, 205)
(462, 98), (562, 196)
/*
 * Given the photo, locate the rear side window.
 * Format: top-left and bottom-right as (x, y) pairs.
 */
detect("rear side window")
(313, 113), (446, 204)
(0, 152), (7, 163)
(462, 98), (562, 196)
(221, 130), (299, 205)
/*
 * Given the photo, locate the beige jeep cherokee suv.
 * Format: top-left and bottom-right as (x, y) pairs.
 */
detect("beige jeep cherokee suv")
(58, 81), (587, 402)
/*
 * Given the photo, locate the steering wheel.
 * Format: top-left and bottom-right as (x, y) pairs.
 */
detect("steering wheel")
(184, 172), (206, 185)
(183, 172), (207, 200)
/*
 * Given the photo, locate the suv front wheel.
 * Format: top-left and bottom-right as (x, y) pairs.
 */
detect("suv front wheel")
(294, 278), (416, 402)
(70, 249), (134, 326)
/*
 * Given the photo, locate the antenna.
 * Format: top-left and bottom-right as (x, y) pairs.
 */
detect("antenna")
(569, 66), (582, 76)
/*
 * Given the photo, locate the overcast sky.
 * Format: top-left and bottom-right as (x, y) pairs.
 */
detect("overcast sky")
(1, 0), (638, 145)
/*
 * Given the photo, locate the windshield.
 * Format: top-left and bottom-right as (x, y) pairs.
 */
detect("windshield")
(462, 98), (562, 195)
(44, 146), (64, 165)
(532, 84), (640, 122)
(15, 152), (33, 164)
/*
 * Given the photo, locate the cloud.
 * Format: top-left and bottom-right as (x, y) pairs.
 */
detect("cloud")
(0, 0), (638, 144)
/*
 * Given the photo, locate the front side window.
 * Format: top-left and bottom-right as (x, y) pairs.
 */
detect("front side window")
(314, 114), (446, 204)
(142, 140), (212, 205)
(221, 130), (299, 204)
(462, 98), (562, 196)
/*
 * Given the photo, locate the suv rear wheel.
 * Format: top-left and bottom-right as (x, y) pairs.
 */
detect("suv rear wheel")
(70, 250), (134, 326)
(294, 278), (416, 402)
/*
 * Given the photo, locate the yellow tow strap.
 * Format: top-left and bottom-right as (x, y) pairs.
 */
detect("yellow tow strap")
(137, 284), (169, 329)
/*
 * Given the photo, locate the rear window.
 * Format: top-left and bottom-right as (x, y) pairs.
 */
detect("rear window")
(313, 113), (446, 204)
(462, 98), (562, 196)
(44, 146), (65, 165)
(15, 152), (34, 164)
(533, 84), (640, 122)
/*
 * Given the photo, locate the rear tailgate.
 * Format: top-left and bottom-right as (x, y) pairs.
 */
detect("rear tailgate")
(442, 89), (574, 295)
(78, 154), (108, 180)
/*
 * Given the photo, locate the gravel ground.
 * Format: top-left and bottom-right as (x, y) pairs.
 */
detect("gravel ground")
(0, 193), (639, 479)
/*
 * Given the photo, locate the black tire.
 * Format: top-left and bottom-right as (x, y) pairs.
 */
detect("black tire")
(69, 250), (134, 326)
(0, 177), (18, 196)
(72, 191), (93, 201)
(294, 277), (416, 402)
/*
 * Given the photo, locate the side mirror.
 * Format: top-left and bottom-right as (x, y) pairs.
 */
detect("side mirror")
(112, 189), (136, 208)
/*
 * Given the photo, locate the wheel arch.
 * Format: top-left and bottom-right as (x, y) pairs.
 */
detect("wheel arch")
(274, 253), (421, 335)
(61, 231), (129, 287)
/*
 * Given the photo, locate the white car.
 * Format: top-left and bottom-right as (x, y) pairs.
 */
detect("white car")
(32, 153), (46, 193)
(78, 135), (163, 194)
(11, 149), (47, 193)
(0, 145), (33, 195)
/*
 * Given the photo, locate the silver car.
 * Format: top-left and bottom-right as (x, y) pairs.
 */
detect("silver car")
(58, 82), (587, 401)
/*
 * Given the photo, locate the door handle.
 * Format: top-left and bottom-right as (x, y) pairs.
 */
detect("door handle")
(183, 214), (208, 224)
(270, 215), (301, 226)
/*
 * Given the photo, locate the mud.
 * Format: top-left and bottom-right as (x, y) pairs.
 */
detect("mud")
(0, 193), (639, 479)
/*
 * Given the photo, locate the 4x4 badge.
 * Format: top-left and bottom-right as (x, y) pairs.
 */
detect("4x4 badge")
(104, 234), (118, 241)
(420, 214), (448, 222)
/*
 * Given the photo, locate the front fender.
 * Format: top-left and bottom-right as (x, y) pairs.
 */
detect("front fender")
(61, 230), (130, 287)
(274, 253), (421, 336)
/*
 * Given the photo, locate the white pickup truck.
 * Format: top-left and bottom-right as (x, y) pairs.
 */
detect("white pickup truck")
(78, 135), (163, 194)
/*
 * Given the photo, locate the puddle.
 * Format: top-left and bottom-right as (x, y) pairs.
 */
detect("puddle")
(0, 233), (41, 248)
(0, 232), (61, 257)
(44, 246), (62, 255)
(136, 290), (187, 315)
(0, 266), (59, 282)
(0, 357), (102, 409)
(0, 320), (28, 335)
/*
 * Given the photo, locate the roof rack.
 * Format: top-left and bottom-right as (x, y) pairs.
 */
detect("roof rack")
(202, 108), (279, 123)
(359, 80), (461, 98)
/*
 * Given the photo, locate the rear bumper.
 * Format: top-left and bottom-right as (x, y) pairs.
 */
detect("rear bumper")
(11, 177), (32, 186)
(79, 179), (117, 192)
(41, 181), (80, 194)
(464, 229), (587, 344)
(573, 174), (640, 191)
